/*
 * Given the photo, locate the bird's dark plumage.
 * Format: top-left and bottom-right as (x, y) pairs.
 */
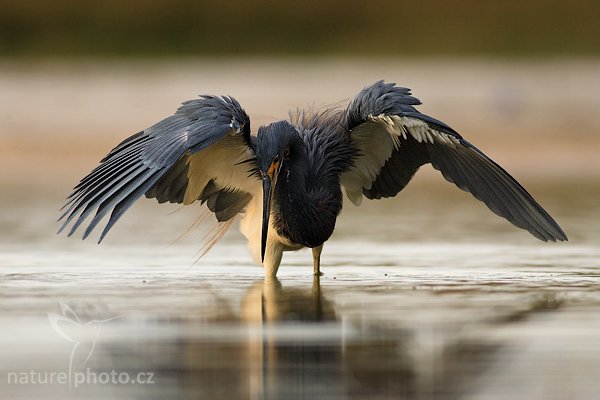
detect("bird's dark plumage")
(262, 114), (357, 249)
(59, 80), (567, 277)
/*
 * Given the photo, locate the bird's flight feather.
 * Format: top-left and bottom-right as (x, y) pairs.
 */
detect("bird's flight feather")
(58, 95), (257, 243)
(340, 80), (567, 242)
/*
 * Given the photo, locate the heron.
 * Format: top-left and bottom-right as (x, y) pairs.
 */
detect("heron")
(59, 81), (567, 277)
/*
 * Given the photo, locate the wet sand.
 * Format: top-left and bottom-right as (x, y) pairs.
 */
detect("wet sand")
(1, 59), (599, 399)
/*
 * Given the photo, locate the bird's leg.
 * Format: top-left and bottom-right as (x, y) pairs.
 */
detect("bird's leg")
(312, 245), (324, 276)
(263, 240), (284, 278)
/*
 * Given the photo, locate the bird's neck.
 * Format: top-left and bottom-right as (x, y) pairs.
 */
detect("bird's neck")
(273, 157), (342, 248)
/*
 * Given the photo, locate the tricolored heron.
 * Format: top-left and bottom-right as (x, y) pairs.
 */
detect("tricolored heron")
(59, 81), (567, 277)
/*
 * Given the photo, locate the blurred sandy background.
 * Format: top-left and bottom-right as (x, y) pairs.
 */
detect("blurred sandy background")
(2, 59), (600, 191)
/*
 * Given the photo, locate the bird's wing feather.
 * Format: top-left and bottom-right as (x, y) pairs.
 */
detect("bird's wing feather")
(59, 95), (259, 242)
(340, 80), (567, 242)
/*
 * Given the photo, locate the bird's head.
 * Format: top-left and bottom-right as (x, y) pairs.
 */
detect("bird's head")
(256, 121), (299, 262)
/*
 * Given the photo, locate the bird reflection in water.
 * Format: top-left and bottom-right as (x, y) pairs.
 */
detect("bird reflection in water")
(91, 278), (497, 399)
(240, 277), (340, 399)
(188, 278), (495, 400)
(237, 279), (430, 399)
(174, 277), (342, 400)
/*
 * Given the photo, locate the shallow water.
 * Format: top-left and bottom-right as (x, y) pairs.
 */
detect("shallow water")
(1, 179), (599, 400)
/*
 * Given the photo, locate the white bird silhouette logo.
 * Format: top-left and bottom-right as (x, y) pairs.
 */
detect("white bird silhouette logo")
(48, 302), (119, 387)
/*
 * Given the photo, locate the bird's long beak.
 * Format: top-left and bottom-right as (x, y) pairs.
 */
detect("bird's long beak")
(261, 176), (272, 263)
(261, 160), (279, 262)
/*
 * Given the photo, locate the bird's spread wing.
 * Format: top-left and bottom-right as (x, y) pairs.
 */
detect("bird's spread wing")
(340, 81), (567, 242)
(59, 95), (259, 242)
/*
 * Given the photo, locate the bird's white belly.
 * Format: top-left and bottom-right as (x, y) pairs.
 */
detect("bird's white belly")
(239, 195), (303, 275)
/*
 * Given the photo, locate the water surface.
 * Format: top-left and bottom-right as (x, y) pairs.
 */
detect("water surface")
(1, 180), (598, 400)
